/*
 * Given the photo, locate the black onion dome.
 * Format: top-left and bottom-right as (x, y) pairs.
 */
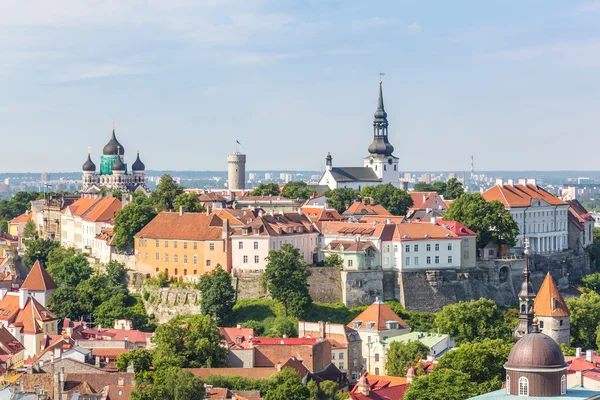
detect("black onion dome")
(82, 154), (96, 172)
(103, 131), (125, 156)
(131, 152), (145, 171)
(112, 157), (126, 172)
(368, 138), (395, 155)
(506, 331), (565, 369)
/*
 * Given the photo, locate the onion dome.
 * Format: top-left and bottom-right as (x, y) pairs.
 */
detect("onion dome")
(368, 138), (395, 155)
(131, 151), (145, 171)
(103, 122), (125, 155)
(112, 157), (126, 172)
(506, 327), (565, 369)
(82, 153), (96, 172)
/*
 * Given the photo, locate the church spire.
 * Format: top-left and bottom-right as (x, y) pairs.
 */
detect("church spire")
(368, 79), (394, 156)
(514, 240), (536, 342)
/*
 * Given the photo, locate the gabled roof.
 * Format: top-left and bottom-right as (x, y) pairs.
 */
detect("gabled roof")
(22, 260), (57, 291)
(9, 212), (31, 224)
(82, 197), (122, 223)
(220, 326), (255, 350)
(534, 273), (570, 317)
(329, 167), (381, 183)
(0, 326), (25, 358)
(63, 197), (101, 216)
(391, 222), (464, 241)
(348, 299), (410, 331)
(135, 212), (227, 241)
(324, 240), (377, 252)
(568, 199), (594, 231)
(409, 192), (447, 211)
(345, 202), (392, 216)
(482, 183), (567, 208)
(300, 206), (342, 222)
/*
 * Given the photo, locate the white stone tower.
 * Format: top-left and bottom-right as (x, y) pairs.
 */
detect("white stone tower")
(228, 152), (246, 190)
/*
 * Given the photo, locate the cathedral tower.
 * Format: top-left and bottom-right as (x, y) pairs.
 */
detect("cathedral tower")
(513, 243), (536, 342)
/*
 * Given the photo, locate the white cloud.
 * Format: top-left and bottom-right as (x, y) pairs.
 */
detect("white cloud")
(577, 1), (600, 12)
(407, 22), (422, 36)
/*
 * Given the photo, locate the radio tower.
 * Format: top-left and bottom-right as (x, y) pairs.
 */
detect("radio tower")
(470, 155), (475, 181)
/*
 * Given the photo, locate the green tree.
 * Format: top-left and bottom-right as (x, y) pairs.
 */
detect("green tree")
(46, 246), (76, 269)
(568, 291), (600, 349)
(264, 368), (310, 400)
(413, 182), (436, 192)
(22, 220), (38, 242)
(113, 200), (158, 252)
(112, 189), (123, 200)
(151, 314), (228, 369)
(323, 188), (361, 214)
(435, 338), (513, 389)
(198, 266), (235, 324)
(47, 253), (93, 287)
(324, 254), (344, 269)
(93, 293), (150, 331)
(581, 272), (600, 293)
(105, 260), (128, 287)
(281, 181), (313, 200)
(264, 244), (312, 318)
(434, 298), (511, 345)
(150, 174), (185, 211)
(22, 238), (59, 268)
(133, 367), (206, 400)
(443, 193), (519, 249)
(173, 192), (206, 213)
(319, 381), (338, 400)
(403, 369), (479, 400)
(116, 348), (152, 372)
(361, 184), (413, 216)
(444, 178), (464, 200)
(307, 380), (320, 400)
(386, 340), (430, 377)
(265, 317), (299, 338)
(251, 183), (281, 196)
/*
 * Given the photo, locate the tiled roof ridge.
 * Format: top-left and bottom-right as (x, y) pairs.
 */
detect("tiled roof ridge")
(534, 272), (570, 317)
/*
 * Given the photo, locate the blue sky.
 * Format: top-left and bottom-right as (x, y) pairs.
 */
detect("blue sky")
(1, 0), (599, 173)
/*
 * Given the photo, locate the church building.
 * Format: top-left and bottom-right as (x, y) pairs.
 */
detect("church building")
(81, 122), (149, 194)
(319, 80), (400, 190)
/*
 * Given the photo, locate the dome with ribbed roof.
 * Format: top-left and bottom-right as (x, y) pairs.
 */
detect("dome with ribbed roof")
(131, 152), (145, 171)
(506, 330), (565, 369)
(82, 153), (96, 172)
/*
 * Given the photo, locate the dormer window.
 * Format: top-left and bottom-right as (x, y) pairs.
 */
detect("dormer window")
(353, 321), (362, 329)
(367, 322), (376, 330)
(288, 228), (293, 233)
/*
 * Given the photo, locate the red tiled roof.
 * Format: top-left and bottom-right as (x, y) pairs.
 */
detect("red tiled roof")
(82, 197), (122, 223)
(349, 300), (410, 331)
(63, 198), (101, 216)
(482, 184), (567, 208)
(568, 199), (594, 231)
(22, 261), (57, 291)
(9, 212), (31, 224)
(324, 240), (377, 252)
(391, 222), (463, 241)
(250, 337), (319, 346)
(345, 202), (392, 216)
(409, 192), (447, 211)
(534, 273), (570, 317)
(91, 348), (132, 358)
(437, 220), (476, 237)
(350, 373), (410, 400)
(206, 388), (230, 399)
(135, 212), (227, 241)
(0, 326), (24, 357)
(220, 327), (255, 350)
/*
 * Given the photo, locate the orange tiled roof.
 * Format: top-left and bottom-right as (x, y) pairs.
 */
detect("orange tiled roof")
(319, 221), (394, 239)
(0, 293), (58, 334)
(349, 300), (410, 330)
(324, 240), (377, 252)
(135, 212), (227, 241)
(345, 202), (392, 216)
(300, 206), (342, 222)
(391, 222), (463, 241)
(482, 184), (567, 208)
(409, 192), (447, 211)
(9, 212), (31, 224)
(22, 260), (57, 291)
(82, 197), (122, 222)
(534, 273), (570, 317)
(0, 326), (24, 357)
(63, 198), (101, 216)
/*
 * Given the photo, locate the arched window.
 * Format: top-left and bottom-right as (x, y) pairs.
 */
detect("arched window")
(561, 375), (566, 395)
(518, 377), (528, 396)
(506, 375), (510, 394)
(374, 353), (379, 362)
(521, 304), (526, 313)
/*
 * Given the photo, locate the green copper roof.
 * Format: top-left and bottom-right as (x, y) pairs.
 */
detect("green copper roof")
(469, 387), (600, 399)
(381, 331), (450, 349)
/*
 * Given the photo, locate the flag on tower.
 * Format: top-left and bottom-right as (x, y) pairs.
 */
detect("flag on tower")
(236, 140), (241, 145)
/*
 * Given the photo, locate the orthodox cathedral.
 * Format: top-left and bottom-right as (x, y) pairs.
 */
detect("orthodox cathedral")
(81, 123), (148, 194)
(319, 80), (400, 190)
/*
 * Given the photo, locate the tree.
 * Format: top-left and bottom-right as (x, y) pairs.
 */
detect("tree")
(133, 367), (206, 400)
(444, 178), (464, 200)
(434, 298), (511, 345)
(567, 291), (600, 349)
(386, 340), (430, 377)
(198, 266), (235, 324)
(22, 239), (59, 268)
(173, 192), (205, 213)
(265, 317), (298, 338)
(413, 182), (437, 192)
(435, 338), (513, 389)
(251, 183), (280, 196)
(93, 293), (150, 331)
(281, 181), (313, 200)
(47, 253), (93, 287)
(264, 244), (312, 318)
(443, 193), (519, 249)
(151, 314), (228, 369)
(22, 220), (38, 242)
(150, 174), (185, 211)
(324, 254), (343, 269)
(319, 381), (338, 400)
(403, 369), (479, 400)
(116, 348), (152, 372)
(112, 189), (123, 200)
(361, 184), (413, 216)
(105, 260), (128, 287)
(323, 188), (361, 214)
(113, 200), (158, 252)
(264, 368), (310, 400)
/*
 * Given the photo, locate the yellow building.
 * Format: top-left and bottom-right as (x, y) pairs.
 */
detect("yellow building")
(134, 211), (231, 281)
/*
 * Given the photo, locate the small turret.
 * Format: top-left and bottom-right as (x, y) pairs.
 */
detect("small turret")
(325, 152), (332, 171)
(131, 150), (145, 173)
(513, 241), (536, 342)
(82, 150), (96, 173)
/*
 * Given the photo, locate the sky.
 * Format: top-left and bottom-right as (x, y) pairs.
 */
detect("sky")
(1, 0), (599, 173)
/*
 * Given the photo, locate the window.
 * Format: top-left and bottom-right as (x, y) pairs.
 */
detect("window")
(339, 353), (344, 360)
(435, 244), (440, 251)
(518, 377), (528, 396)
(560, 320), (563, 326)
(156, 240), (159, 247)
(210, 243), (215, 251)
(539, 320), (544, 329)
(426, 244), (431, 251)
(165, 241), (169, 248)
(145, 253), (148, 261)
(239, 242), (244, 249)
(193, 270), (197, 275)
(254, 241), (259, 250)
(447, 243), (452, 250)
(193, 242), (197, 250)
(426, 256), (431, 264)
(174, 255), (178, 263)
(155, 253), (159, 260)
(332, 353), (336, 360)
(174, 268), (178, 275)
(174, 241), (178, 249)
(394, 245), (398, 252)
(435, 256), (439, 264)
(183, 269), (187, 275)
(405, 245), (410, 252)
(414, 257), (419, 265)
(448, 256), (453, 263)
(339, 363), (344, 370)
(193, 255), (198, 265)
(405, 257), (411, 266)
(506, 375), (510, 394)
(414, 244), (418, 252)
(374, 353), (380, 362)
(375, 368), (380, 375)
(255, 255), (259, 263)
(243, 255), (248, 263)
(184, 242), (187, 249)
(184, 255), (187, 264)
(348, 260), (353, 267)
(165, 254), (169, 263)
(561, 375), (566, 395)
(206, 259), (211, 266)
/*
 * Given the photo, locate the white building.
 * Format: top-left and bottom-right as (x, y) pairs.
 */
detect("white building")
(482, 179), (569, 253)
(319, 81), (399, 190)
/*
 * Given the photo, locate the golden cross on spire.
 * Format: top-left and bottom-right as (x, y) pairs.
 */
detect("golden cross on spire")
(112, 119), (115, 132)
(87, 146), (91, 155)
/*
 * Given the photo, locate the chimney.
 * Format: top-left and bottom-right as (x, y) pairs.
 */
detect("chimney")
(586, 350), (594, 363)
(576, 347), (582, 357)
(118, 377), (125, 387)
(357, 373), (370, 395)
(406, 367), (415, 383)
(276, 362), (282, 372)
(179, 206), (185, 216)
(95, 356), (101, 367)
(222, 218), (230, 241)
(507, 179), (514, 186)
(19, 288), (28, 309)
(431, 217), (438, 225)
(518, 178), (527, 185)
(237, 322), (242, 329)
(282, 334), (287, 339)
(495, 178), (504, 186)
(319, 321), (326, 339)
(526, 178), (537, 186)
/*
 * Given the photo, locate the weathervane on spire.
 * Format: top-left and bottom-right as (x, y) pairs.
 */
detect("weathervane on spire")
(87, 146), (91, 155)
(379, 71), (385, 84)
